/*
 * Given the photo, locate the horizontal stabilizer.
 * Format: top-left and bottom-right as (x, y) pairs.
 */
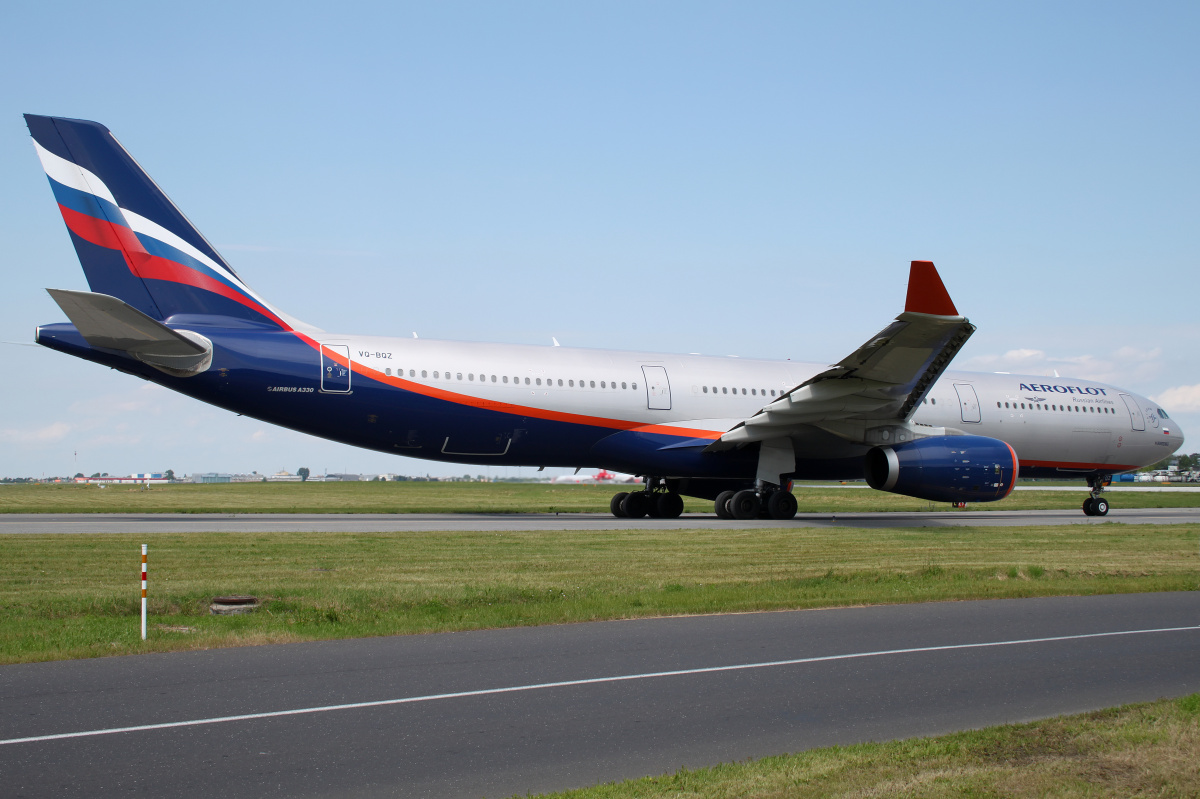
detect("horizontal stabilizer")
(46, 289), (213, 377)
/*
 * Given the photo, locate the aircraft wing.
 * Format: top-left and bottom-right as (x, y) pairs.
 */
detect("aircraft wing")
(707, 261), (974, 450)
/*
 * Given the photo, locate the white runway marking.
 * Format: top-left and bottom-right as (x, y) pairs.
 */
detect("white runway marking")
(4, 624), (1198, 746)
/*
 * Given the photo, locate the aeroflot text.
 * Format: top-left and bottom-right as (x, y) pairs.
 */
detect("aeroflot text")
(1019, 383), (1107, 396)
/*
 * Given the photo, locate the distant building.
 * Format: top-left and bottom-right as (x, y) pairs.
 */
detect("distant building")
(190, 473), (232, 484)
(75, 473), (167, 485)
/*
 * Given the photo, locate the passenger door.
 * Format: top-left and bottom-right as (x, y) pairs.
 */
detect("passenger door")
(642, 366), (671, 410)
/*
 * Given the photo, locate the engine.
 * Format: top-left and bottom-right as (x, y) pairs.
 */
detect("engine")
(864, 435), (1019, 503)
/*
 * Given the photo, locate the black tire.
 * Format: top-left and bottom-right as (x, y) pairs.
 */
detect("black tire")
(714, 490), (735, 519)
(1082, 497), (1095, 516)
(767, 491), (798, 520)
(1093, 497), (1109, 516)
(655, 492), (684, 519)
(621, 491), (649, 519)
(730, 489), (759, 520)
(610, 492), (629, 518)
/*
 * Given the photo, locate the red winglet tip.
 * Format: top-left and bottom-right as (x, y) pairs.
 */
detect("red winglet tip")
(904, 260), (959, 316)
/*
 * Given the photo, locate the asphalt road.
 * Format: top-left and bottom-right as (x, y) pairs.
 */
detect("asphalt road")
(0, 506), (1198, 534)
(2, 593), (1198, 798)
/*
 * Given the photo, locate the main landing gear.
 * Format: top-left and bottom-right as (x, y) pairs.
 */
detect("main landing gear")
(713, 486), (798, 520)
(610, 477), (684, 519)
(1082, 474), (1111, 517)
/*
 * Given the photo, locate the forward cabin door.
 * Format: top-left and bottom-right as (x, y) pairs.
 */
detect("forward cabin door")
(642, 366), (671, 410)
(321, 344), (351, 393)
(1119, 393), (1145, 431)
(954, 383), (981, 423)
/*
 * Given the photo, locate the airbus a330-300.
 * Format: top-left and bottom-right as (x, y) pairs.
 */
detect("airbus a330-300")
(23, 115), (1185, 519)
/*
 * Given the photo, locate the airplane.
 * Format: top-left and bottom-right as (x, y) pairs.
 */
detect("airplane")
(550, 469), (639, 484)
(23, 114), (1185, 519)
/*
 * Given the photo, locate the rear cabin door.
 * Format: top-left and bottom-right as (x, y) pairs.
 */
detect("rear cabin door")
(954, 383), (981, 423)
(1119, 393), (1145, 431)
(642, 366), (671, 410)
(321, 344), (351, 393)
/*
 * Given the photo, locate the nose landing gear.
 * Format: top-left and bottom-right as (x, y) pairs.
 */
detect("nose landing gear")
(1082, 474), (1111, 516)
(609, 477), (684, 519)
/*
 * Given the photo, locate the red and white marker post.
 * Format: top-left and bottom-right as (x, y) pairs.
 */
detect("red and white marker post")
(140, 544), (147, 640)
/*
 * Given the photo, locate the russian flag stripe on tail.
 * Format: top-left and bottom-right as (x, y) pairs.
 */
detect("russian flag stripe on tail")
(25, 114), (313, 332)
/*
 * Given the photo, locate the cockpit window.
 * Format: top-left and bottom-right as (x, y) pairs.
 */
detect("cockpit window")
(1158, 409), (1169, 419)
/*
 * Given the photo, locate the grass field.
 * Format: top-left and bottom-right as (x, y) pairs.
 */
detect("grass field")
(1, 523), (1195, 664)
(529, 694), (1200, 798)
(1, 480), (1198, 514)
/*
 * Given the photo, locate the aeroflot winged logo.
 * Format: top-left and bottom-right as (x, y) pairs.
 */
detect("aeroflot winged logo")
(1019, 383), (1108, 396)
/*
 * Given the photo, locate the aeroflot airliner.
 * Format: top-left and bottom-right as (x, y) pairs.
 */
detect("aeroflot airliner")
(24, 114), (1185, 519)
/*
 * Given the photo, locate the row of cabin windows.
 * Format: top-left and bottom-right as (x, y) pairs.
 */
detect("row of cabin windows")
(703, 386), (778, 397)
(379, 367), (790, 398)
(998, 401), (1114, 414)
(381, 367), (636, 390)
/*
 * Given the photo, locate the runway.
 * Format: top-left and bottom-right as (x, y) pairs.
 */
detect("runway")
(1, 506), (1198, 534)
(1, 593), (1198, 798)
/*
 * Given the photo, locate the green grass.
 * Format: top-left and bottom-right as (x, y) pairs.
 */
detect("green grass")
(527, 694), (1200, 798)
(1, 523), (1195, 664)
(1, 480), (1198, 514)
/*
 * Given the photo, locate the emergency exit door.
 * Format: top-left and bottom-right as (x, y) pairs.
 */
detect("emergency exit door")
(642, 366), (671, 410)
(321, 344), (351, 393)
(954, 383), (981, 423)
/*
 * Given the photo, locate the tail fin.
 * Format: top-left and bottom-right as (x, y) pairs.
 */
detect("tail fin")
(25, 115), (312, 331)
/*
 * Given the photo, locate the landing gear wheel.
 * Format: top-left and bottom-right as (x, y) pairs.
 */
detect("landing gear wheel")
(1092, 497), (1109, 516)
(729, 489), (760, 520)
(767, 491), (798, 520)
(620, 491), (649, 519)
(714, 490), (735, 519)
(1082, 497), (1095, 516)
(653, 492), (684, 519)
(610, 492), (629, 518)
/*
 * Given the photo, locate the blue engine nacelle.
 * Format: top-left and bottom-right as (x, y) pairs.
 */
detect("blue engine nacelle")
(864, 435), (1019, 503)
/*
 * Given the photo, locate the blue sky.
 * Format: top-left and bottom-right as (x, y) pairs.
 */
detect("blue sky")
(1, 1), (1196, 478)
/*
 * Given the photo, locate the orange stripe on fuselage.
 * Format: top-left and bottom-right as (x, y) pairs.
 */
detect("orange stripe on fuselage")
(303, 338), (722, 441)
(1021, 460), (1137, 472)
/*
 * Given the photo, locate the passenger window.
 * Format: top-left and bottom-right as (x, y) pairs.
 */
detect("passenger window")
(632, 382), (637, 389)
(468, 373), (474, 381)
(491, 375), (497, 382)
(503, 376), (508, 383)
(703, 386), (708, 393)
(621, 382), (627, 389)
(558, 379), (563, 386)
(601, 381), (606, 388)
(433, 371), (439, 379)
(422, 370), (428, 378)
(590, 381), (595, 388)
(385, 368), (392, 376)
(722, 387), (728, 394)
(751, 389), (757, 396)
(770, 390), (776, 396)
(525, 377), (530, 385)
(569, 380), (574, 387)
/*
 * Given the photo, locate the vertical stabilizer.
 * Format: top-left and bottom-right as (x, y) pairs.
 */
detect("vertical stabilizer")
(25, 115), (313, 331)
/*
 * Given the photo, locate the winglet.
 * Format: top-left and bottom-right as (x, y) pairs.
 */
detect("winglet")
(904, 260), (959, 316)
